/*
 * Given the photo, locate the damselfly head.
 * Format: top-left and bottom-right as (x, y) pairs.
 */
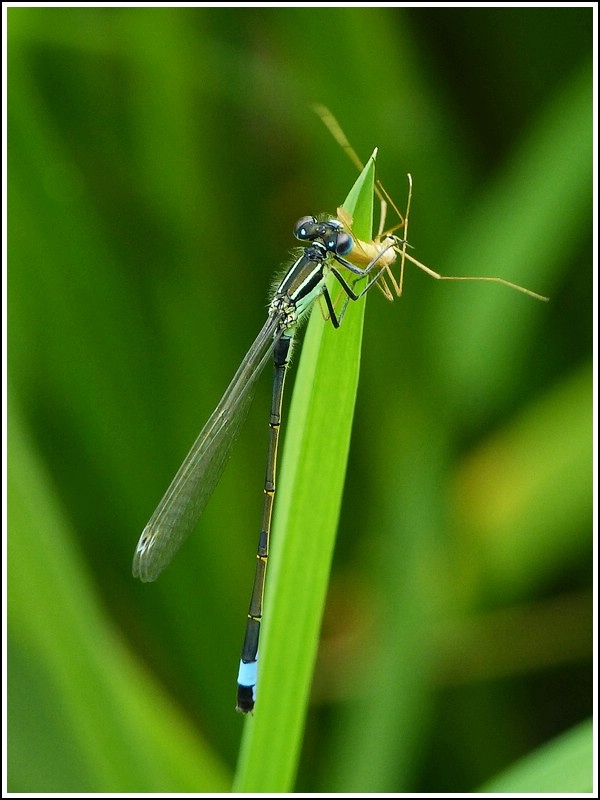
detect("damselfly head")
(294, 215), (353, 257)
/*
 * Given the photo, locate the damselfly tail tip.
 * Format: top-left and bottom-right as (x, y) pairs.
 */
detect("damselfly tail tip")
(236, 686), (255, 715)
(237, 659), (257, 713)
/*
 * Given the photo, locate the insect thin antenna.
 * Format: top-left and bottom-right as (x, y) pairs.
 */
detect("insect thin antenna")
(313, 103), (366, 175)
(314, 104), (388, 208)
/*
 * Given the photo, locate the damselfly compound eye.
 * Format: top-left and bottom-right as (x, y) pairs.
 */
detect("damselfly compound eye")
(332, 230), (353, 256)
(293, 216), (319, 241)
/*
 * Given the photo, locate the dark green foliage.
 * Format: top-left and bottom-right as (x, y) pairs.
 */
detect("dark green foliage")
(8, 6), (592, 793)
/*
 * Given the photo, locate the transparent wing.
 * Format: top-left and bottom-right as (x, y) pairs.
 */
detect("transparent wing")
(133, 313), (283, 582)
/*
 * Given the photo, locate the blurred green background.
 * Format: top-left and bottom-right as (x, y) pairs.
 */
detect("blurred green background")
(8, 5), (592, 794)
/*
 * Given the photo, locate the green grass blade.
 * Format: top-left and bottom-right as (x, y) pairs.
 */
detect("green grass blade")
(233, 153), (376, 792)
(8, 399), (230, 793)
(479, 719), (593, 793)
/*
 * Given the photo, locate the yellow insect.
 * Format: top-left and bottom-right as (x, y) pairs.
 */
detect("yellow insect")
(314, 104), (549, 304)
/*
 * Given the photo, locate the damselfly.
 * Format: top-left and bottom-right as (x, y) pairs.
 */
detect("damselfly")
(133, 201), (400, 713)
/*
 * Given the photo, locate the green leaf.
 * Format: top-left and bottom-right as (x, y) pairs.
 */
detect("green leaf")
(7, 401), (230, 793)
(233, 154), (377, 792)
(479, 719), (593, 793)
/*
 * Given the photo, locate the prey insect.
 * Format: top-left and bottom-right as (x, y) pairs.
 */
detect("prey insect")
(316, 104), (549, 304)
